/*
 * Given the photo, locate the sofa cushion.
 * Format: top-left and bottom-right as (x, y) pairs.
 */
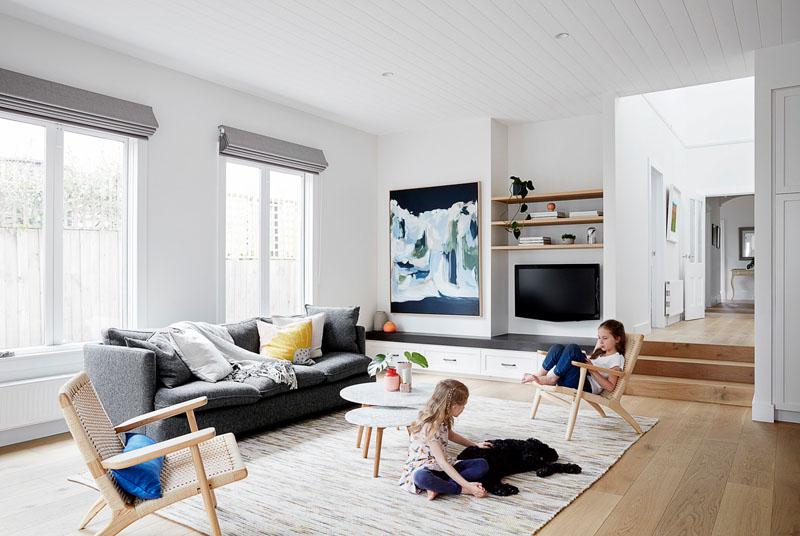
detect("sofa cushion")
(103, 327), (155, 347)
(125, 335), (193, 389)
(312, 352), (370, 383)
(244, 365), (325, 398)
(305, 305), (360, 353)
(154, 380), (261, 411)
(223, 318), (260, 354)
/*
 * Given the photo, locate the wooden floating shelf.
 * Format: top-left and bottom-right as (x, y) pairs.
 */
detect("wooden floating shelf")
(492, 243), (604, 251)
(492, 188), (603, 204)
(491, 216), (603, 227)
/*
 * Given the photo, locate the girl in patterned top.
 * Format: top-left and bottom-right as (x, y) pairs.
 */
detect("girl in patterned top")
(399, 379), (493, 500)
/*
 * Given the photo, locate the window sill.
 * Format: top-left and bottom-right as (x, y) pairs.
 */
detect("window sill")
(0, 344), (86, 383)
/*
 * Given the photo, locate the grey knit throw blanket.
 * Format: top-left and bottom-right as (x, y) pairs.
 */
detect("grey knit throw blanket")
(169, 321), (297, 389)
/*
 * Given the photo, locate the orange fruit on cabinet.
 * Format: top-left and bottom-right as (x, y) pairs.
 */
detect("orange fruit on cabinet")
(546, 202), (556, 211)
(383, 321), (397, 333)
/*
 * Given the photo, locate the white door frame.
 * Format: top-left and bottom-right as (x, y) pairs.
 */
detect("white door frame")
(649, 162), (666, 330)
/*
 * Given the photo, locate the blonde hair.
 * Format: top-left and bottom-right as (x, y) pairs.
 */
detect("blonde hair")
(409, 379), (469, 443)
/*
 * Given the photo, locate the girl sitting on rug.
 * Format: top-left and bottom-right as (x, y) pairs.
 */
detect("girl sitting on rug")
(399, 379), (493, 501)
(521, 319), (626, 394)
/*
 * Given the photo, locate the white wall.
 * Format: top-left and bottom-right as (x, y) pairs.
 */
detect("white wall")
(0, 15), (378, 444)
(614, 95), (686, 333)
(376, 118), (494, 337)
(0, 15), (378, 329)
(507, 115), (604, 337)
(720, 195), (755, 300)
(686, 143), (754, 196)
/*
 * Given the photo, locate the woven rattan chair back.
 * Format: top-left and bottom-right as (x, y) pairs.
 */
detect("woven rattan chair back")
(58, 372), (132, 510)
(601, 334), (644, 400)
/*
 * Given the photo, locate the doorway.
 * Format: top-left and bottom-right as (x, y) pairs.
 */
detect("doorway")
(649, 165), (666, 330)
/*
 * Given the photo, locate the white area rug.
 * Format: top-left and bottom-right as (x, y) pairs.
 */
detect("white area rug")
(151, 396), (656, 535)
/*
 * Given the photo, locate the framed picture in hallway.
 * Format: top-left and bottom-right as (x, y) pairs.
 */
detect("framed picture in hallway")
(666, 185), (680, 243)
(389, 181), (481, 316)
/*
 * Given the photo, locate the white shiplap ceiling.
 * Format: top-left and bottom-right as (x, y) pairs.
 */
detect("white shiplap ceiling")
(1, 0), (798, 135)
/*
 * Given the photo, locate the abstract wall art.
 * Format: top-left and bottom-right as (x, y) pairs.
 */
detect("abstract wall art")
(666, 184), (680, 243)
(389, 182), (481, 316)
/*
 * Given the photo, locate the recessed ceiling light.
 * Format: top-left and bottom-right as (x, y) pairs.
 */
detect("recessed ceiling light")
(381, 71), (395, 77)
(555, 32), (570, 39)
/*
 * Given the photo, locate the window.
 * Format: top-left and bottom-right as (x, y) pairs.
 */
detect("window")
(0, 113), (136, 350)
(224, 159), (308, 322)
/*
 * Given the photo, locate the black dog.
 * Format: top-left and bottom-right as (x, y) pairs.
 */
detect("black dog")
(456, 438), (582, 496)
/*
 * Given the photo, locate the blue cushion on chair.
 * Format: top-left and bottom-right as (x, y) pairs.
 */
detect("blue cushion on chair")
(111, 433), (164, 499)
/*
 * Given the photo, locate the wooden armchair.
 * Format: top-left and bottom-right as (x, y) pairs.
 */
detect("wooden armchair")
(530, 334), (645, 441)
(58, 372), (247, 536)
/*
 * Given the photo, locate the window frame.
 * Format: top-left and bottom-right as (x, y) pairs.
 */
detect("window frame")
(0, 110), (146, 380)
(217, 155), (316, 323)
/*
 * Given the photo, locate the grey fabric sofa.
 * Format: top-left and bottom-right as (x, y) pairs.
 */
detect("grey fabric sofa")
(84, 318), (370, 441)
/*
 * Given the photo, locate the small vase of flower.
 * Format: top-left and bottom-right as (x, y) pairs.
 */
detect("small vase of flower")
(561, 233), (576, 244)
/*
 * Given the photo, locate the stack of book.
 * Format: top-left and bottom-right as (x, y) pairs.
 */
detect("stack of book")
(519, 236), (552, 246)
(531, 211), (566, 219)
(568, 210), (603, 217)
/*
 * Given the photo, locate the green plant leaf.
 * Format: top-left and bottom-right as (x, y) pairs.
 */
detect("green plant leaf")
(513, 228), (521, 239)
(520, 203), (528, 212)
(525, 214), (532, 220)
(526, 180), (534, 190)
(511, 221), (518, 229)
(405, 351), (429, 368)
(368, 354), (389, 376)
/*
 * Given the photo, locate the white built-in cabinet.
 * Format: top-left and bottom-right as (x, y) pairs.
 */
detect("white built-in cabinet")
(365, 340), (545, 382)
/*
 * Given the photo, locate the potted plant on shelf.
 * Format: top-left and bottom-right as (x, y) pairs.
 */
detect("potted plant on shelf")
(561, 233), (576, 244)
(506, 176), (535, 240)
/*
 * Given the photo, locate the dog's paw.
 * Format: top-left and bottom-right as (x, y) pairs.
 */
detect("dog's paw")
(488, 483), (519, 496)
(562, 463), (582, 474)
(536, 465), (556, 478)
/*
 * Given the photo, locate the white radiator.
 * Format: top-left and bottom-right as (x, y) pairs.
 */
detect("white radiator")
(0, 375), (72, 431)
(665, 280), (684, 316)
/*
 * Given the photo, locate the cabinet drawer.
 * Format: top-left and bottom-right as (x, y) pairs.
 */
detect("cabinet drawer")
(482, 353), (537, 379)
(426, 350), (480, 375)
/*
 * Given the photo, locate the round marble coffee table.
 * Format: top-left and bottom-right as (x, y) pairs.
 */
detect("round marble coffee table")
(345, 406), (419, 477)
(340, 382), (434, 477)
(340, 382), (434, 407)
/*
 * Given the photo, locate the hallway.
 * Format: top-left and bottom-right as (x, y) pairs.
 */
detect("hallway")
(648, 301), (754, 346)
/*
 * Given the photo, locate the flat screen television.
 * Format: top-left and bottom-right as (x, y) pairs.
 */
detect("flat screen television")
(515, 264), (600, 322)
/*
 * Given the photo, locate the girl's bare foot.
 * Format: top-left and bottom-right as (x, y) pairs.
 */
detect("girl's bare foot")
(427, 490), (438, 501)
(534, 374), (558, 386)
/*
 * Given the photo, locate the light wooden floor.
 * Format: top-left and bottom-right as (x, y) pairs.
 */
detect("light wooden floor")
(2, 375), (797, 536)
(648, 310), (754, 346)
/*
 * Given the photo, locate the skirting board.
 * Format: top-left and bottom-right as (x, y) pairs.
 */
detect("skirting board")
(751, 401), (775, 423)
(0, 419), (69, 448)
(632, 321), (650, 334)
(776, 410), (800, 424)
(666, 314), (681, 327)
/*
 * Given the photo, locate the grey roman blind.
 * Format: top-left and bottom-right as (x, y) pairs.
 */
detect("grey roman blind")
(218, 125), (328, 174)
(0, 68), (159, 138)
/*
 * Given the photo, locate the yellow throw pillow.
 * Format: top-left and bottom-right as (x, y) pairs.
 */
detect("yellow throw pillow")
(257, 319), (314, 365)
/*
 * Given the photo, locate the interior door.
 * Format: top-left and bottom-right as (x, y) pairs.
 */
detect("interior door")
(684, 196), (706, 320)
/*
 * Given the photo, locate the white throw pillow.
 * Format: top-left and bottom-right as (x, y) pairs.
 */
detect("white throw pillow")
(169, 329), (233, 382)
(271, 312), (326, 358)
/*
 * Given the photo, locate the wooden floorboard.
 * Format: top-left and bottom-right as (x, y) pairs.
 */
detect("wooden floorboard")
(0, 376), (794, 536)
(711, 482), (772, 536)
(772, 424), (800, 536)
(651, 439), (737, 536)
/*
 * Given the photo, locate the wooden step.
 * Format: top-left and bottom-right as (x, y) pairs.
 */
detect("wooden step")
(640, 341), (754, 363)
(634, 355), (754, 384)
(625, 374), (753, 407)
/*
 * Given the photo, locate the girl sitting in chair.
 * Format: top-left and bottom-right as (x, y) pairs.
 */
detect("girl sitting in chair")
(521, 319), (626, 395)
